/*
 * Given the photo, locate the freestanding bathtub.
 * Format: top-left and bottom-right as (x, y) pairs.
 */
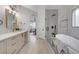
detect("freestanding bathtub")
(53, 34), (79, 54)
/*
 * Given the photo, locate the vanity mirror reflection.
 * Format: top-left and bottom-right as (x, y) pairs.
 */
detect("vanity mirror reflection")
(5, 6), (18, 32)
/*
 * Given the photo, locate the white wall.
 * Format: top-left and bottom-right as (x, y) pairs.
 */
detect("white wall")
(0, 6), (7, 34)
(36, 6), (45, 39)
(58, 6), (69, 34)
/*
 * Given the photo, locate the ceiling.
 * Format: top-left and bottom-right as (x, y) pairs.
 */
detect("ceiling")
(23, 5), (78, 12)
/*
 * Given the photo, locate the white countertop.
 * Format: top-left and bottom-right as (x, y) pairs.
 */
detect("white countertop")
(56, 34), (79, 53)
(0, 30), (27, 41)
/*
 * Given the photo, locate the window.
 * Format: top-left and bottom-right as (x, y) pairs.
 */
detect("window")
(72, 8), (79, 27)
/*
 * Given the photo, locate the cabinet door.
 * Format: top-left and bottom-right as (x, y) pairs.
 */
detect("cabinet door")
(22, 32), (28, 44)
(0, 40), (7, 54)
(3, 40), (7, 54)
(15, 35), (21, 52)
(6, 38), (17, 54)
(0, 41), (4, 54)
(17, 34), (24, 50)
(24, 32), (27, 44)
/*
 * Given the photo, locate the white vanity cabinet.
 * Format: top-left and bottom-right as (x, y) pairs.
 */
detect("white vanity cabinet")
(6, 32), (28, 54)
(6, 34), (26, 54)
(0, 31), (28, 54)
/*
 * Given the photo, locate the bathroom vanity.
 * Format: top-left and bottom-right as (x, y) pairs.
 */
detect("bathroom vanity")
(0, 31), (28, 54)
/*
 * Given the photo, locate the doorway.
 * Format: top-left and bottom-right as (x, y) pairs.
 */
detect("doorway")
(29, 15), (36, 35)
(45, 9), (58, 45)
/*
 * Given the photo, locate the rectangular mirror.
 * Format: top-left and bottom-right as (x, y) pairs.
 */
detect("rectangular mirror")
(5, 9), (17, 32)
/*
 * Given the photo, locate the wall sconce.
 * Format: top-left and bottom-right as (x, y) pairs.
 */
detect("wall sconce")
(5, 6), (17, 15)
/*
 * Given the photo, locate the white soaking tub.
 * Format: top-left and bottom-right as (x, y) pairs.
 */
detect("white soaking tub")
(54, 34), (79, 54)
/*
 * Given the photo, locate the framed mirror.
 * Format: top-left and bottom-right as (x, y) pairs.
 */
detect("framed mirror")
(5, 8), (16, 32)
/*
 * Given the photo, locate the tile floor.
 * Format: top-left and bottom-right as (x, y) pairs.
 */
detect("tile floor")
(19, 33), (55, 54)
